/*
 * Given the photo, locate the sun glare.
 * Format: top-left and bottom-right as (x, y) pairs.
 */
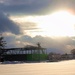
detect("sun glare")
(37, 10), (75, 37)
(10, 10), (75, 37)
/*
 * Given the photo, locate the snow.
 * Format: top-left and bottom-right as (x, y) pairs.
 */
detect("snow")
(0, 60), (75, 75)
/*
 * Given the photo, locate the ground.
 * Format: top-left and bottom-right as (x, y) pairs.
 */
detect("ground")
(0, 60), (75, 75)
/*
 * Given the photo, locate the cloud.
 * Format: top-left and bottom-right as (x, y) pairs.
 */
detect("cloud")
(0, 0), (75, 15)
(20, 36), (75, 53)
(2, 32), (16, 48)
(20, 22), (38, 30)
(12, 20), (39, 35)
(0, 0), (50, 15)
(0, 0), (34, 5)
(1, 0), (75, 54)
(4, 34), (75, 53)
(0, 12), (20, 34)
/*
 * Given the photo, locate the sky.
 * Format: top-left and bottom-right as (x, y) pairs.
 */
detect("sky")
(0, 0), (75, 53)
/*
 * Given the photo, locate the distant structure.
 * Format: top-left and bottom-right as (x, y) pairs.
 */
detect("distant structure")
(1, 45), (47, 61)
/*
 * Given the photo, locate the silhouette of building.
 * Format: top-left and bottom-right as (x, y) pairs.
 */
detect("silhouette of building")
(1, 45), (47, 61)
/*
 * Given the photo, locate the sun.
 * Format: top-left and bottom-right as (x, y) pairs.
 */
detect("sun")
(10, 10), (75, 37)
(37, 10), (75, 37)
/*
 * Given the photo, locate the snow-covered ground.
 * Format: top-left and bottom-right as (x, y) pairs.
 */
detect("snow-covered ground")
(0, 60), (75, 75)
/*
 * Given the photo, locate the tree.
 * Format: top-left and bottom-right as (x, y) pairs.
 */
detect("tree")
(0, 34), (6, 55)
(71, 49), (75, 58)
(71, 49), (75, 55)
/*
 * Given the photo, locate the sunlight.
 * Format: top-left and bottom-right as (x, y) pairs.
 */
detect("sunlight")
(37, 10), (75, 36)
(10, 10), (75, 37)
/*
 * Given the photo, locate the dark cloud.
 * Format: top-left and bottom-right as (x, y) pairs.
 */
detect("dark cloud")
(0, 0), (75, 15)
(0, 12), (20, 34)
(0, 0), (50, 15)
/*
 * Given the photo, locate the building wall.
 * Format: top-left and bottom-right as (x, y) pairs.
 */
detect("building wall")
(3, 54), (47, 61)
